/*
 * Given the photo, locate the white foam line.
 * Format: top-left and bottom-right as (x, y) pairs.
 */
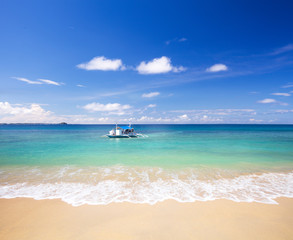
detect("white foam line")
(0, 172), (293, 206)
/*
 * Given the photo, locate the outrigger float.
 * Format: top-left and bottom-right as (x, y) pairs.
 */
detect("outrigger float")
(107, 124), (138, 138)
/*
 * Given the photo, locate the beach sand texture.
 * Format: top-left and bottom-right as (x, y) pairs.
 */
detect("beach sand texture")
(1, 198), (293, 240)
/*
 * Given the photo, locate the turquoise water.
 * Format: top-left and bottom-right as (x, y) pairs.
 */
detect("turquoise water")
(1, 124), (293, 168)
(0, 124), (293, 205)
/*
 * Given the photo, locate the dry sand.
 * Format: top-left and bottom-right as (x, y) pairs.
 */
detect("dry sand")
(0, 198), (293, 240)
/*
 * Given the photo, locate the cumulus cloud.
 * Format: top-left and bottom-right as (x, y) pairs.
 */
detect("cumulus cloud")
(271, 92), (291, 97)
(206, 64), (228, 72)
(0, 102), (109, 124)
(82, 102), (131, 114)
(77, 56), (125, 71)
(1, 102), (236, 124)
(0, 102), (49, 115)
(142, 92), (160, 98)
(178, 114), (190, 121)
(0, 102), (64, 123)
(12, 77), (62, 86)
(136, 56), (186, 74)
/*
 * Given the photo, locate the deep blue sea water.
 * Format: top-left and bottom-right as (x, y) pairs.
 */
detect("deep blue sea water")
(0, 124), (293, 205)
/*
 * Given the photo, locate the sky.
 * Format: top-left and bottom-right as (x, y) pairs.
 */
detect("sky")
(1, 0), (293, 124)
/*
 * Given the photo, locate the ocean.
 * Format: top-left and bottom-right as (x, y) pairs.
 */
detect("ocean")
(0, 124), (293, 206)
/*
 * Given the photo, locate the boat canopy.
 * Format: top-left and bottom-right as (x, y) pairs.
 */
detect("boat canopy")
(120, 126), (133, 130)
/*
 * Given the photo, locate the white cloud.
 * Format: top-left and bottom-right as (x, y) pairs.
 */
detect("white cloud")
(257, 98), (276, 104)
(199, 115), (223, 123)
(206, 64), (228, 72)
(12, 77), (62, 86)
(136, 56), (186, 74)
(77, 84), (85, 87)
(173, 66), (187, 73)
(38, 79), (61, 86)
(97, 117), (110, 122)
(142, 92), (160, 98)
(0, 102), (112, 124)
(274, 109), (293, 113)
(271, 92), (290, 97)
(135, 116), (172, 123)
(249, 118), (263, 123)
(0, 102), (48, 115)
(108, 111), (129, 116)
(0, 102), (64, 123)
(170, 109), (256, 115)
(178, 114), (190, 121)
(257, 98), (288, 106)
(58, 115), (112, 124)
(77, 56), (125, 71)
(12, 77), (42, 85)
(82, 102), (131, 113)
(202, 115), (208, 120)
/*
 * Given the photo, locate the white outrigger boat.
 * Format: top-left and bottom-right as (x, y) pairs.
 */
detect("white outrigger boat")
(107, 124), (138, 138)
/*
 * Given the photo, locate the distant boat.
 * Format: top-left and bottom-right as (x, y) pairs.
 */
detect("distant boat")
(107, 124), (138, 138)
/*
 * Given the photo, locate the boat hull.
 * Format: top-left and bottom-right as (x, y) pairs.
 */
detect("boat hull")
(128, 135), (138, 138)
(107, 135), (130, 138)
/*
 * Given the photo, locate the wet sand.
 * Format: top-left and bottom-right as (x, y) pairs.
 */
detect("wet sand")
(0, 198), (293, 240)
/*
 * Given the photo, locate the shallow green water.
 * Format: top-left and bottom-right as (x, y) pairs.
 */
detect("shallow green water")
(0, 124), (293, 169)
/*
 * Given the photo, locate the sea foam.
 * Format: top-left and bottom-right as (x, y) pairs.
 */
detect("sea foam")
(0, 166), (292, 206)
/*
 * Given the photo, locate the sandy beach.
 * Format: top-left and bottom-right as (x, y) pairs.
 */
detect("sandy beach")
(1, 198), (293, 240)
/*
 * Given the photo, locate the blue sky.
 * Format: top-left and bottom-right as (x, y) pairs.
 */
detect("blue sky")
(1, 0), (293, 123)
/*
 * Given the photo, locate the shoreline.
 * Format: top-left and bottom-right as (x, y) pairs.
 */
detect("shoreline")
(1, 166), (292, 206)
(1, 198), (293, 240)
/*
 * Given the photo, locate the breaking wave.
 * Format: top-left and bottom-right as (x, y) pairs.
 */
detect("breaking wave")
(0, 166), (292, 206)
